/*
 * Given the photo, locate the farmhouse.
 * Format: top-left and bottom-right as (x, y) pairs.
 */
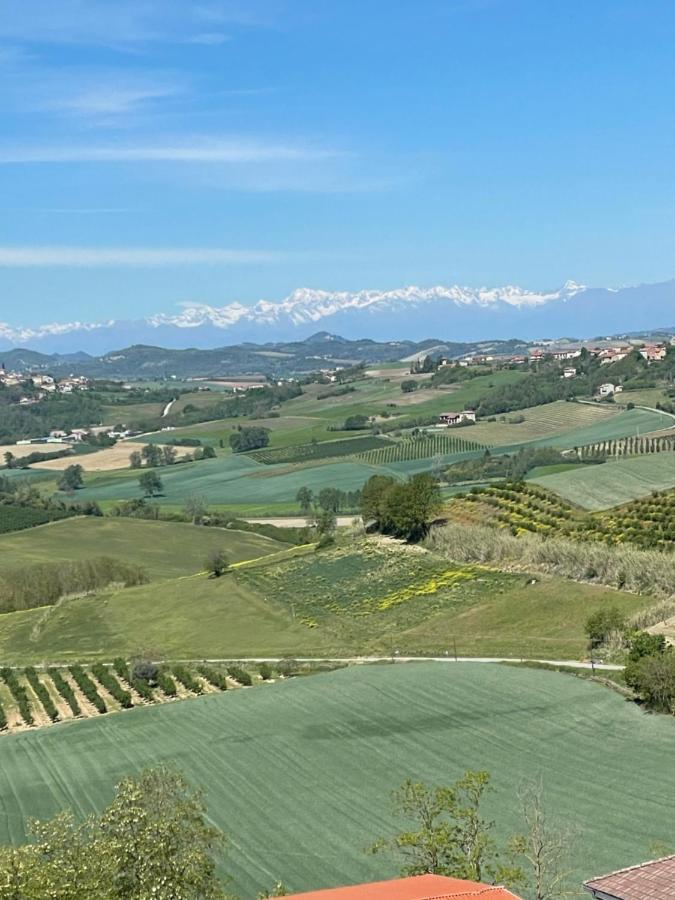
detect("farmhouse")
(439, 409), (476, 426)
(584, 854), (675, 900)
(562, 367), (577, 378)
(639, 343), (667, 362)
(285, 874), (520, 899)
(598, 383), (623, 397)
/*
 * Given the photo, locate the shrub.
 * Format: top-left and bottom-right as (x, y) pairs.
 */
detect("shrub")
(226, 665), (252, 686)
(197, 665), (228, 690)
(91, 663), (133, 708)
(156, 670), (177, 697)
(172, 665), (202, 694)
(69, 665), (106, 714)
(24, 666), (59, 721)
(48, 668), (81, 716)
(258, 662), (273, 680)
(0, 667), (33, 725)
(0, 699), (6, 730)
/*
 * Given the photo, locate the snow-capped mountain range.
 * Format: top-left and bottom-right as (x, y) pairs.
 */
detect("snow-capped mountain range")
(1, 279), (674, 354)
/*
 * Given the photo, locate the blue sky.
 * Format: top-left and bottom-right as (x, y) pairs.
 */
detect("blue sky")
(2, 0), (675, 327)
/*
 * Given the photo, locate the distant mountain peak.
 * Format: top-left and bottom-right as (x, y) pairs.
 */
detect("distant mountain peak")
(1, 278), (674, 354)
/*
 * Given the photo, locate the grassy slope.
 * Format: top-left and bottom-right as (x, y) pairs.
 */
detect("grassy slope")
(531, 453), (675, 509)
(0, 663), (673, 896)
(0, 517), (291, 580)
(0, 540), (646, 664)
(467, 400), (617, 445)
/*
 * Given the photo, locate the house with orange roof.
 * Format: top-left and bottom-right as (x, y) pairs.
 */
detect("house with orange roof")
(283, 873), (520, 899)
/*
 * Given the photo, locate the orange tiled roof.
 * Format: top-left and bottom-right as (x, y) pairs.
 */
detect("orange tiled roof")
(284, 874), (520, 899)
(584, 854), (675, 899)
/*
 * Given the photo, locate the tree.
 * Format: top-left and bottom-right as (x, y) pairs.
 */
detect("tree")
(342, 414), (369, 430)
(629, 652), (675, 712)
(296, 486), (313, 514)
(229, 426), (270, 452)
(206, 548), (229, 577)
(318, 487), (340, 513)
(3, 451), (14, 469)
(184, 494), (208, 523)
(129, 450), (142, 469)
(58, 464), (84, 492)
(138, 470), (163, 497)
(371, 772), (518, 885)
(508, 781), (574, 900)
(0, 767), (227, 898)
(202, 445), (217, 459)
(312, 508), (337, 541)
(360, 474), (397, 524)
(162, 445), (178, 466)
(401, 380), (417, 393)
(584, 607), (625, 647)
(381, 473), (442, 541)
(141, 443), (162, 468)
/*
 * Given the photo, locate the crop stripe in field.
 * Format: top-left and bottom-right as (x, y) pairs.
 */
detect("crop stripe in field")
(230, 543), (316, 570)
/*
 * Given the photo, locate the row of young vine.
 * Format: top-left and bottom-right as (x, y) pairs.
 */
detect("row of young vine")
(575, 435), (675, 459)
(358, 432), (485, 465)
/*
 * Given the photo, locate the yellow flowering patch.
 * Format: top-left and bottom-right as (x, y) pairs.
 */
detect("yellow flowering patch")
(373, 568), (476, 612)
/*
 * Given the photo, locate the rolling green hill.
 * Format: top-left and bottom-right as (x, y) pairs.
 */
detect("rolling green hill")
(0, 539), (646, 664)
(0, 663), (673, 897)
(0, 517), (291, 580)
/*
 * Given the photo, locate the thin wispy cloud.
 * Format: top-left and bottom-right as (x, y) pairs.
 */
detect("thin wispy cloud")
(50, 84), (185, 117)
(0, 138), (340, 164)
(0, 246), (288, 267)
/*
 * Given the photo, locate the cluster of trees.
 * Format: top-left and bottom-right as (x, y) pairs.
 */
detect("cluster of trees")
(229, 426), (270, 452)
(585, 610), (675, 713)
(58, 463), (84, 492)
(0, 556), (148, 614)
(0, 387), (104, 444)
(295, 486), (362, 514)
(361, 473), (441, 540)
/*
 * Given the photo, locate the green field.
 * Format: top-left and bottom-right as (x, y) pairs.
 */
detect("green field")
(0, 663), (673, 896)
(0, 539), (645, 664)
(0, 517), (291, 580)
(467, 400), (618, 446)
(68, 455), (398, 510)
(531, 453), (675, 509)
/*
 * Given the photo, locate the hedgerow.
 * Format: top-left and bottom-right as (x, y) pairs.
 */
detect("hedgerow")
(69, 665), (106, 714)
(48, 668), (81, 716)
(197, 666), (228, 690)
(0, 667), (33, 725)
(91, 664), (133, 708)
(24, 667), (58, 721)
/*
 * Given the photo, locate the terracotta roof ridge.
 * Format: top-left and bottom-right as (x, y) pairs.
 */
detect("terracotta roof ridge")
(427, 887), (518, 899)
(585, 853), (675, 885)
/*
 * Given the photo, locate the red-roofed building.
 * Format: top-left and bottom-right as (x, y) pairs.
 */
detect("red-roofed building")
(584, 854), (675, 899)
(284, 874), (520, 899)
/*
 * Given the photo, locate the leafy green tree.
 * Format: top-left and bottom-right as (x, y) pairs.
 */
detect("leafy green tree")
(58, 464), (84, 492)
(162, 445), (178, 466)
(360, 474), (396, 523)
(629, 652), (675, 712)
(129, 450), (142, 469)
(584, 607), (625, 647)
(0, 767), (228, 899)
(202, 445), (217, 459)
(401, 380), (417, 393)
(3, 451), (14, 469)
(206, 548), (229, 577)
(342, 414), (369, 430)
(318, 487), (341, 513)
(371, 771), (519, 885)
(141, 443), (163, 468)
(296, 486), (313, 514)
(312, 508), (337, 542)
(229, 426), (270, 452)
(138, 470), (163, 497)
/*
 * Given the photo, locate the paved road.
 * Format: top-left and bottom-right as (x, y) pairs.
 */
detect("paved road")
(244, 516), (358, 527)
(187, 656), (625, 671)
